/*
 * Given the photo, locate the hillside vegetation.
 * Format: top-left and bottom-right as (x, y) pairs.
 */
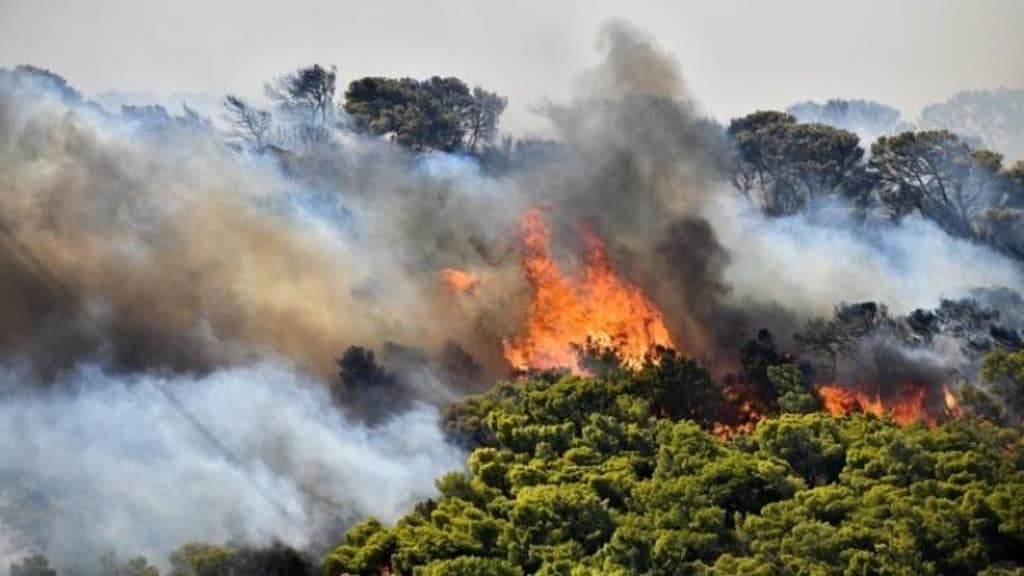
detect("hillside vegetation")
(324, 352), (1024, 575)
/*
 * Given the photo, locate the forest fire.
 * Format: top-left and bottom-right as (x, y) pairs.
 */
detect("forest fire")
(503, 208), (674, 373)
(817, 382), (944, 425)
(440, 268), (481, 294)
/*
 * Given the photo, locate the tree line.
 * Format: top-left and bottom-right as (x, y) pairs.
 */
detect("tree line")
(221, 65), (1024, 261)
(726, 109), (1024, 259)
(222, 64), (507, 155)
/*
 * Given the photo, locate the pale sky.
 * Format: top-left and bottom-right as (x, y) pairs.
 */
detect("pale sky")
(1, 0), (1022, 134)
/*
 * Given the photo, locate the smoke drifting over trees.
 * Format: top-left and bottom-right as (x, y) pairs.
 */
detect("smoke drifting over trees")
(0, 18), (1023, 575)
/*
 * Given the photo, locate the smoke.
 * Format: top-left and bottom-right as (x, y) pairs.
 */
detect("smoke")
(0, 362), (463, 573)
(709, 197), (1024, 320)
(0, 68), (492, 574)
(576, 19), (685, 100)
(0, 69), (527, 381)
(525, 19), (740, 362)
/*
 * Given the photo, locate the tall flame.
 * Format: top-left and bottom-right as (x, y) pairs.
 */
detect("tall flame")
(503, 208), (674, 373)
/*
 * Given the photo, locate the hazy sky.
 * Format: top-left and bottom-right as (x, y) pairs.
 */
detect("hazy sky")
(1, 0), (1022, 134)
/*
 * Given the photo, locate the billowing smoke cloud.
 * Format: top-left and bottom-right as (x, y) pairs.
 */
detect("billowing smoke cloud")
(0, 69), (526, 381)
(0, 362), (463, 573)
(576, 19), (685, 100)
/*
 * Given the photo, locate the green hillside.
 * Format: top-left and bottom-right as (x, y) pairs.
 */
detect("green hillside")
(324, 352), (1024, 575)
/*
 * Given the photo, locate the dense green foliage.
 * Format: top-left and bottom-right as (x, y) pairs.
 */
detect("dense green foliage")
(344, 76), (506, 153)
(325, 352), (1024, 575)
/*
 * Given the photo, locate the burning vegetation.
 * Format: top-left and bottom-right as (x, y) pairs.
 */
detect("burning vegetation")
(491, 209), (983, 428)
(502, 208), (674, 373)
(817, 382), (932, 425)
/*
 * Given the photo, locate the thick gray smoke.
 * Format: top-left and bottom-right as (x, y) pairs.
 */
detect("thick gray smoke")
(0, 67), (526, 381)
(1, 18), (1023, 574)
(0, 362), (463, 573)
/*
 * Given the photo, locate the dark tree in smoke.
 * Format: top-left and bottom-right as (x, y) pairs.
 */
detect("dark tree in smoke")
(974, 158), (1024, 260)
(97, 551), (158, 576)
(738, 329), (786, 400)
(10, 554), (56, 576)
(266, 63), (338, 127)
(343, 76), (506, 153)
(335, 347), (397, 398)
(724, 109), (1024, 265)
(727, 111), (865, 215)
(868, 130), (1005, 238)
(222, 95), (274, 152)
(438, 340), (483, 390)
(979, 348), (1024, 426)
(796, 302), (887, 378)
(920, 88), (1024, 162)
(165, 541), (313, 576)
(787, 98), (911, 145)
(1008, 161), (1024, 202)
(464, 86), (508, 154)
(795, 297), (1022, 400)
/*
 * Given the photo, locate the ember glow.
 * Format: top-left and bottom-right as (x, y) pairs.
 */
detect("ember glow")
(502, 208), (675, 373)
(440, 267), (482, 294)
(817, 382), (935, 425)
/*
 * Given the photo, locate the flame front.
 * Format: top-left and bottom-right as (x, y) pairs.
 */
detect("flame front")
(817, 382), (934, 425)
(503, 208), (674, 373)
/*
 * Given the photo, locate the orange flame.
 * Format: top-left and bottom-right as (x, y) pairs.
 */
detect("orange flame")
(817, 382), (934, 425)
(942, 384), (961, 418)
(440, 268), (481, 295)
(502, 208), (674, 373)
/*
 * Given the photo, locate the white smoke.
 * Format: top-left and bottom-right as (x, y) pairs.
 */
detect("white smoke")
(0, 362), (464, 573)
(709, 193), (1024, 317)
